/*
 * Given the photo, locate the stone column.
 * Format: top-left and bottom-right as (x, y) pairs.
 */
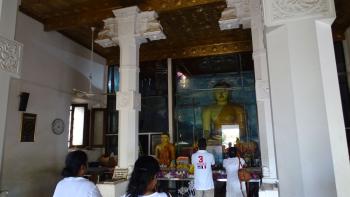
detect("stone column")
(95, 6), (166, 168)
(0, 0), (22, 178)
(249, 0), (278, 185)
(219, 0), (278, 185)
(115, 9), (143, 168)
(262, 0), (350, 196)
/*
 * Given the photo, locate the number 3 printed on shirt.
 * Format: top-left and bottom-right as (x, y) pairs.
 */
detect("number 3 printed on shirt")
(198, 156), (203, 163)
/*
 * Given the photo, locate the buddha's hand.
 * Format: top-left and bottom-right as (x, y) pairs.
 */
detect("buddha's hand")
(210, 135), (222, 141)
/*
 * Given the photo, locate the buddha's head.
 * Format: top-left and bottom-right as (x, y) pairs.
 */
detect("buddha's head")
(213, 81), (230, 104)
(161, 133), (170, 144)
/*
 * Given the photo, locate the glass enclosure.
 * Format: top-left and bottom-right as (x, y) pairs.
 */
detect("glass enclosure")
(105, 54), (260, 167)
(174, 53), (260, 166)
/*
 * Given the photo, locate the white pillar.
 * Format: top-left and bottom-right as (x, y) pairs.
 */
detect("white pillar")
(219, 0), (278, 188)
(0, 0), (22, 182)
(167, 58), (174, 143)
(95, 6), (166, 168)
(114, 7), (143, 168)
(249, 0), (277, 184)
(262, 0), (350, 196)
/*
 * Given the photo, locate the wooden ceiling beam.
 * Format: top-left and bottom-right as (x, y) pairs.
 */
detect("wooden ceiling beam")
(106, 40), (252, 65)
(43, 0), (224, 31)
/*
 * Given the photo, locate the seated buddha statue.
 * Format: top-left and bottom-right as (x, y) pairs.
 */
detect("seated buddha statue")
(202, 82), (246, 145)
(155, 133), (176, 168)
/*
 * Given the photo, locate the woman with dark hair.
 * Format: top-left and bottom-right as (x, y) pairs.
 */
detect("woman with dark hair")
(122, 156), (171, 197)
(53, 150), (102, 197)
(223, 147), (246, 197)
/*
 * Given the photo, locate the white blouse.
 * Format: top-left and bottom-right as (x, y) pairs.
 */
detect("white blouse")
(53, 177), (102, 197)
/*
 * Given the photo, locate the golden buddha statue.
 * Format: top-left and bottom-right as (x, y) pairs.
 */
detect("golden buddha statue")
(202, 82), (246, 144)
(155, 133), (176, 167)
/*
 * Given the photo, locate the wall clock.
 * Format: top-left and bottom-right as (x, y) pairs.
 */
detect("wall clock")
(51, 118), (65, 135)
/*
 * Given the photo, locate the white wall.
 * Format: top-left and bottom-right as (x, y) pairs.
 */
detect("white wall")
(0, 1), (20, 192)
(0, 12), (107, 197)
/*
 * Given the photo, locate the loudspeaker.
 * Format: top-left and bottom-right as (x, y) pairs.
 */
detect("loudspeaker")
(19, 92), (29, 111)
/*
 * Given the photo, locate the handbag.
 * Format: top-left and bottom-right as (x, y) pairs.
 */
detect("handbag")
(238, 157), (251, 182)
(238, 157), (250, 197)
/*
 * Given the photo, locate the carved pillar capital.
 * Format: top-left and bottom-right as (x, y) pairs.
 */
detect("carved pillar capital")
(95, 6), (166, 48)
(262, 0), (336, 27)
(219, 0), (251, 30)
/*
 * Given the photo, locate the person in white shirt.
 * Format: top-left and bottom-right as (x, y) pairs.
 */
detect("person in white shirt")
(191, 138), (215, 197)
(223, 147), (246, 197)
(122, 156), (171, 197)
(53, 150), (102, 197)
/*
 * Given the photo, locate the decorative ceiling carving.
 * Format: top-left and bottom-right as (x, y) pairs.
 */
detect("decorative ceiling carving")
(19, 0), (350, 63)
(20, 0), (224, 31)
(263, 0), (334, 26)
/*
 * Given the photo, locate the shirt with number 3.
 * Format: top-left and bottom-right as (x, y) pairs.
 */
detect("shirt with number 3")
(191, 150), (215, 190)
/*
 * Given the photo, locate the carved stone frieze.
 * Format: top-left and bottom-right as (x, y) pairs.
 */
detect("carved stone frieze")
(263, 0), (335, 26)
(0, 35), (23, 77)
(116, 91), (141, 111)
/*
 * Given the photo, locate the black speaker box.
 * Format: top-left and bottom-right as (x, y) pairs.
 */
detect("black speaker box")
(19, 92), (29, 111)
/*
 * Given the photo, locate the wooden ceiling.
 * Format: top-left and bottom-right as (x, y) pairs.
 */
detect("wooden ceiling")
(20, 0), (350, 65)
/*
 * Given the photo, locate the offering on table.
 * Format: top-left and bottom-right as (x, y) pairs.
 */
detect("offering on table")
(176, 156), (189, 171)
(176, 156), (190, 178)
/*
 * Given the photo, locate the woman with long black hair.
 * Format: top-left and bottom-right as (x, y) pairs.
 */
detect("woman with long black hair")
(123, 156), (171, 197)
(53, 150), (102, 197)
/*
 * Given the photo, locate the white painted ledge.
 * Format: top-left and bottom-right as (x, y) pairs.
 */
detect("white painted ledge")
(97, 180), (128, 197)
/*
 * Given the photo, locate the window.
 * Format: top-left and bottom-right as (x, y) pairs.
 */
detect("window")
(105, 65), (119, 155)
(104, 62), (169, 155)
(68, 104), (89, 147)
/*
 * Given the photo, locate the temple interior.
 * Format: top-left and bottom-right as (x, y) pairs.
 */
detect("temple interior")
(0, 0), (350, 197)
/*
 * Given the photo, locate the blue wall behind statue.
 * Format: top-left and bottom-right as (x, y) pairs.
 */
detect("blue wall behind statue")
(175, 71), (258, 144)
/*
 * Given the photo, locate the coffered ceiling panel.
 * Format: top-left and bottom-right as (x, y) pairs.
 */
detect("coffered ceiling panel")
(333, 0), (350, 40)
(19, 0), (350, 65)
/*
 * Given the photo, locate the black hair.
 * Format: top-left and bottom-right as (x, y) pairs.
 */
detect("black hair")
(198, 138), (207, 150)
(61, 150), (88, 178)
(213, 81), (231, 88)
(126, 156), (161, 197)
(228, 147), (237, 158)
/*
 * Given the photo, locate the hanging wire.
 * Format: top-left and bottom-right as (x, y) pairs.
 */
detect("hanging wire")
(88, 27), (95, 94)
(90, 27), (95, 65)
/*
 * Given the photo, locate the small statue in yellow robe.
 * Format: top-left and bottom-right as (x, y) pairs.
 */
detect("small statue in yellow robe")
(155, 133), (176, 167)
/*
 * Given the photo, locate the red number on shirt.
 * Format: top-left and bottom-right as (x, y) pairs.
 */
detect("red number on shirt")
(198, 156), (203, 163)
